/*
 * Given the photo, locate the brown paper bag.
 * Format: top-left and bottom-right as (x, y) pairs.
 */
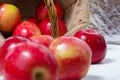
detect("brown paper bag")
(59, 0), (90, 36)
(0, 33), (5, 44)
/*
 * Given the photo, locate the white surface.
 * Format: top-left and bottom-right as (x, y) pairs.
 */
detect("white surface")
(0, 44), (120, 80)
(83, 44), (120, 80)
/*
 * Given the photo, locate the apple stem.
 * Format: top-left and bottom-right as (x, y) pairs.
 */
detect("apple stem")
(44, 0), (59, 38)
(35, 73), (43, 80)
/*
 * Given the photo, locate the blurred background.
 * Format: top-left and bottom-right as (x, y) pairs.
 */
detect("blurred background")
(0, 0), (120, 44)
(88, 0), (120, 44)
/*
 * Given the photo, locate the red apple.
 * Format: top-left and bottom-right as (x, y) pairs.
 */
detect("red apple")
(13, 21), (41, 38)
(29, 35), (54, 47)
(74, 29), (107, 64)
(0, 3), (21, 32)
(49, 36), (92, 80)
(38, 18), (67, 36)
(23, 17), (39, 26)
(0, 36), (29, 74)
(36, 1), (63, 21)
(3, 41), (58, 80)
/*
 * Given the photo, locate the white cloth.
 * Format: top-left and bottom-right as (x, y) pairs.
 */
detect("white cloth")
(83, 44), (120, 80)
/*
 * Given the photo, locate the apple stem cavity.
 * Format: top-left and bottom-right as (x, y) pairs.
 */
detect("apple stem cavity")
(35, 73), (44, 80)
(44, 0), (59, 38)
(33, 70), (45, 80)
(32, 67), (51, 80)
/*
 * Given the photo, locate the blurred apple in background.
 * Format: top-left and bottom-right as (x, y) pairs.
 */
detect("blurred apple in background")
(74, 29), (107, 64)
(23, 17), (39, 26)
(13, 21), (41, 38)
(38, 18), (67, 36)
(3, 41), (58, 80)
(29, 35), (54, 47)
(0, 36), (29, 74)
(49, 36), (92, 80)
(0, 3), (21, 32)
(36, 1), (63, 21)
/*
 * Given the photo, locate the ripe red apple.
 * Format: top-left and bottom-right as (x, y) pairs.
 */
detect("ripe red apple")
(74, 29), (107, 64)
(29, 35), (54, 47)
(3, 41), (58, 80)
(49, 36), (92, 80)
(38, 18), (67, 36)
(23, 17), (39, 26)
(0, 3), (21, 32)
(13, 21), (41, 38)
(0, 36), (29, 74)
(36, 1), (63, 21)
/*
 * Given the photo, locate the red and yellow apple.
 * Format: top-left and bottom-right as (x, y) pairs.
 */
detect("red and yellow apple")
(74, 29), (107, 64)
(13, 21), (41, 38)
(3, 41), (58, 80)
(0, 3), (21, 32)
(49, 36), (92, 80)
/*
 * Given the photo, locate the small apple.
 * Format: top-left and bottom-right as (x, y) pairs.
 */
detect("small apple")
(36, 1), (63, 21)
(3, 41), (58, 80)
(49, 36), (92, 80)
(23, 17), (39, 26)
(13, 21), (41, 38)
(38, 18), (67, 36)
(0, 36), (29, 74)
(0, 3), (21, 32)
(74, 29), (107, 64)
(29, 35), (54, 47)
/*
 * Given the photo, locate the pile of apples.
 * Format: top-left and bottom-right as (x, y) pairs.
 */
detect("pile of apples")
(0, 1), (107, 80)
(0, 0), (67, 38)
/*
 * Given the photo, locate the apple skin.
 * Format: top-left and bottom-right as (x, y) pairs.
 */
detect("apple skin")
(49, 36), (92, 80)
(3, 41), (58, 80)
(13, 21), (41, 38)
(29, 35), (54, 47)
(0, 3), (21, 32)
(74, 29), (107, 64)
(0, 36), (29, 74)
(23, 17), (39, 26)
(36, 1), (63, 21)
(38, 18), (67, 36)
